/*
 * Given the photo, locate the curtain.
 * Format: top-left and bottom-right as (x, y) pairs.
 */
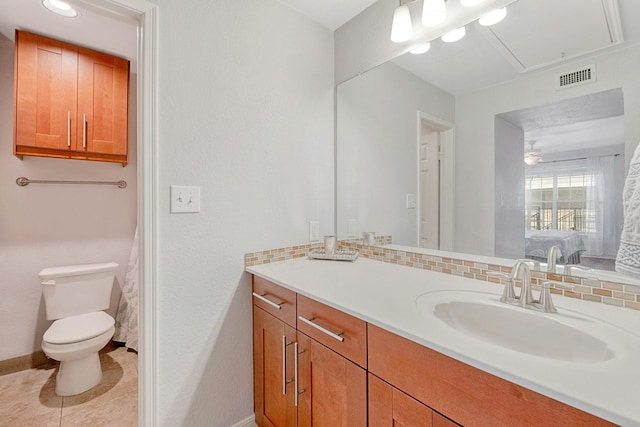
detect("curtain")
(114, 226), (139, 351)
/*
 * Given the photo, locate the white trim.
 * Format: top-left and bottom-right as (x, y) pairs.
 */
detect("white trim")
(231, 414), (258, 427)
(73, 0), (159, 425)
(416, 112), (455, 252)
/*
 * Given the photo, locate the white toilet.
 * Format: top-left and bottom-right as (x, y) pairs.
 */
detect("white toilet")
(39, 262), (118, 396)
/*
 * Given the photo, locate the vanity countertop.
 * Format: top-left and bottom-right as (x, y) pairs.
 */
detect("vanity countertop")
(247, 257), (640, 426)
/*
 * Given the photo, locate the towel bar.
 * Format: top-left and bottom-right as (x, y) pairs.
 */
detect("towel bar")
(16, 176), (127, 188)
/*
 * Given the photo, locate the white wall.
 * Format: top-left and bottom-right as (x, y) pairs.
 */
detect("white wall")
(455, 45), (640, 256)
(153, 0), (334, 425)
(494, 116), (524, 258)
(0, 39), (138, 361)
(337, 61), (454, 245)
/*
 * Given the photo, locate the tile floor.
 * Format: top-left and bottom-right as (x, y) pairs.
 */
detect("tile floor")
(0, 343), (138, 426)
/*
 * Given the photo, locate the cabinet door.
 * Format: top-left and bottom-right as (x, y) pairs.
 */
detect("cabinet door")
(369, 373), (432, 427)
(253, 306), (297, 427)
(296, 332), (366, 427)
(14, 31), (78, 154)
(77, 46), (129, 161)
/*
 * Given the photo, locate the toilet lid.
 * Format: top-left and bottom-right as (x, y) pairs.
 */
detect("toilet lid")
(43, 311), (115, 344)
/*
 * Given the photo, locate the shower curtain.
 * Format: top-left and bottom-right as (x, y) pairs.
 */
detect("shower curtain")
(114, 226), (139, 351)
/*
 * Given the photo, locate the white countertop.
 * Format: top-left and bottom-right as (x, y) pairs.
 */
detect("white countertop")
(247, 257), (640, 426)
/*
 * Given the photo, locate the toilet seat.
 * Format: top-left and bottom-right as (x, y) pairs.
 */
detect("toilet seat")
(43, 311), (114, 344)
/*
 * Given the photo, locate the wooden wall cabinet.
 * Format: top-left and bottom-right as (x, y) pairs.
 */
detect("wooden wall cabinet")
(13, 30), (130, 165)
(252, 276), (367, 427)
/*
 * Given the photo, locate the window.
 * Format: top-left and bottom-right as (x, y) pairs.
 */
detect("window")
(525, 172), (595, 232)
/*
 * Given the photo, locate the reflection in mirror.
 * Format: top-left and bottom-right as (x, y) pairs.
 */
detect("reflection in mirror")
(336, 0), (640, 284)
(495, 89), (625, 272)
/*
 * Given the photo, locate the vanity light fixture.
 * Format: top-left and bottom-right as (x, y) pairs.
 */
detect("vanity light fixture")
(460, 0), (485, 6)
(422, 0), (447, 27)
(410, 42), (432, 54)
(478, 7), (507, 26)
(441, 26), (466, 42)
(42, 0), (78, 17)
(524, 140), (542, 166)
(391, 1), (414, 43)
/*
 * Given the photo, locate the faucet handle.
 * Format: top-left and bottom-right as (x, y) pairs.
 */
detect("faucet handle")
(564, 264), (592, 276)
(535, 281), (575, 313)
(486, 271), (517, 302)
(540, 280), (574, 291)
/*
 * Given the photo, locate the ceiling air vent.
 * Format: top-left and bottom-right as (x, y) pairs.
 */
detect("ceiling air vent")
(556, 65), (596, 89)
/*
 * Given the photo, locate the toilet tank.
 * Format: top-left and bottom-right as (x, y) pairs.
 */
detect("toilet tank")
(39, 262), (119, 320)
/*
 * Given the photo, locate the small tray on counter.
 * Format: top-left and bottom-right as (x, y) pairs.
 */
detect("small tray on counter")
(308, 249), (359, 262)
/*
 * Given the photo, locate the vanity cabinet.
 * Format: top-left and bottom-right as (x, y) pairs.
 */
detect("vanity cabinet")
(368, 324), (613, 427)
(252, 276), (367, 427)
(14, 30), (129, 165)
(369, 373), (459, 427)
(252, 275), (613, 427)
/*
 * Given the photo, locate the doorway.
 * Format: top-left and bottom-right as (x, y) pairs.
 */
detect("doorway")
(417, 112), (455, 251)
(75, 0), (158, 425)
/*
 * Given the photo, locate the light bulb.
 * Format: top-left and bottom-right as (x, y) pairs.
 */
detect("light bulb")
(479, 8), (507, 26)
(410, 42), (431, 54)
(441, 26), (466, 43)
(391, 5), (413, 43)
(42, 0), (78, 17)
(422, 0), (446, 27)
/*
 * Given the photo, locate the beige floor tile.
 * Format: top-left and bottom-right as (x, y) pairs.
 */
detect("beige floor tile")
(0, 344), (138, 427)
(60, 346), (138, 426)
(0, 366), (62, 427)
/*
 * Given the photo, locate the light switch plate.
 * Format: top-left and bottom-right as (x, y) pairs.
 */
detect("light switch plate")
(309, 221), (320, 241)
(347, 219), (357, 238)
(406, 193), (416, 209)
(170, 185), (201, 213)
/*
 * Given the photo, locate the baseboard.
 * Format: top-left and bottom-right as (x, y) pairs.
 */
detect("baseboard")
(230, 414), (257, 427)
(0, 350), (54, 376)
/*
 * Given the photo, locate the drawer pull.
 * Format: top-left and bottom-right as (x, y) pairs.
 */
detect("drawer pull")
(298, 316), (345, 342)
(252, 292), (283, 310)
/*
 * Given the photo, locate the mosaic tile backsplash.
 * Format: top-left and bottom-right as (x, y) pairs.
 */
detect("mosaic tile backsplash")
(245, 237), (640, 311)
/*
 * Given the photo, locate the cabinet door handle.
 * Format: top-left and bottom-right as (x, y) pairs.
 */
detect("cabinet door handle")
(282, 335), (287, 395)
(67, 111), (71, 147)
(252, 292), (283, 310)
(82, 113), (87, 149)
(294, 342), (301, 407)
(298, 316), (345, 342)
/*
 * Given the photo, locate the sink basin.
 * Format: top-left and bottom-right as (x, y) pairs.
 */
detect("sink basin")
(415, 290), (630, 364)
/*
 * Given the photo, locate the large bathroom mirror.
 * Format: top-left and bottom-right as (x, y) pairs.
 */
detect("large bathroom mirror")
(337, 0), (640, 284)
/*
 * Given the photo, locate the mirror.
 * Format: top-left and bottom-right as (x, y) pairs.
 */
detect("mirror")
(336, 0), (640, 284)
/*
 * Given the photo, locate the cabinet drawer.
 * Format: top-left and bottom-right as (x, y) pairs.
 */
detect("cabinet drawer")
(368, 324), (613, 427)
(252, 276), (297, 327)
(297, 294), (367, 368)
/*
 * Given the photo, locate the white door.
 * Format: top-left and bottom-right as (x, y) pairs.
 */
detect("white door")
(420, 122), (440, 249)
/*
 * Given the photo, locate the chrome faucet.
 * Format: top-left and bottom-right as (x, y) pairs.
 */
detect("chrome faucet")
(488, 260), (574, 313)
(511, 260), (534, 307)
(546, 246), (562, 273)
(517, 258), (540, 271)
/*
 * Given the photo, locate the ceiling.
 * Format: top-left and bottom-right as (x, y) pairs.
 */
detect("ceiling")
(392, 0), (640, 96)
(0, 0), (137, 66)
(275, 0), (378, 30)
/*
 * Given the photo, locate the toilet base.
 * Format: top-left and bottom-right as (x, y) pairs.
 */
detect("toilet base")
(55, 352), (102, 396)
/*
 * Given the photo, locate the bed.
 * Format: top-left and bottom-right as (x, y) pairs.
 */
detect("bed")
(525, 230), (586, 265)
